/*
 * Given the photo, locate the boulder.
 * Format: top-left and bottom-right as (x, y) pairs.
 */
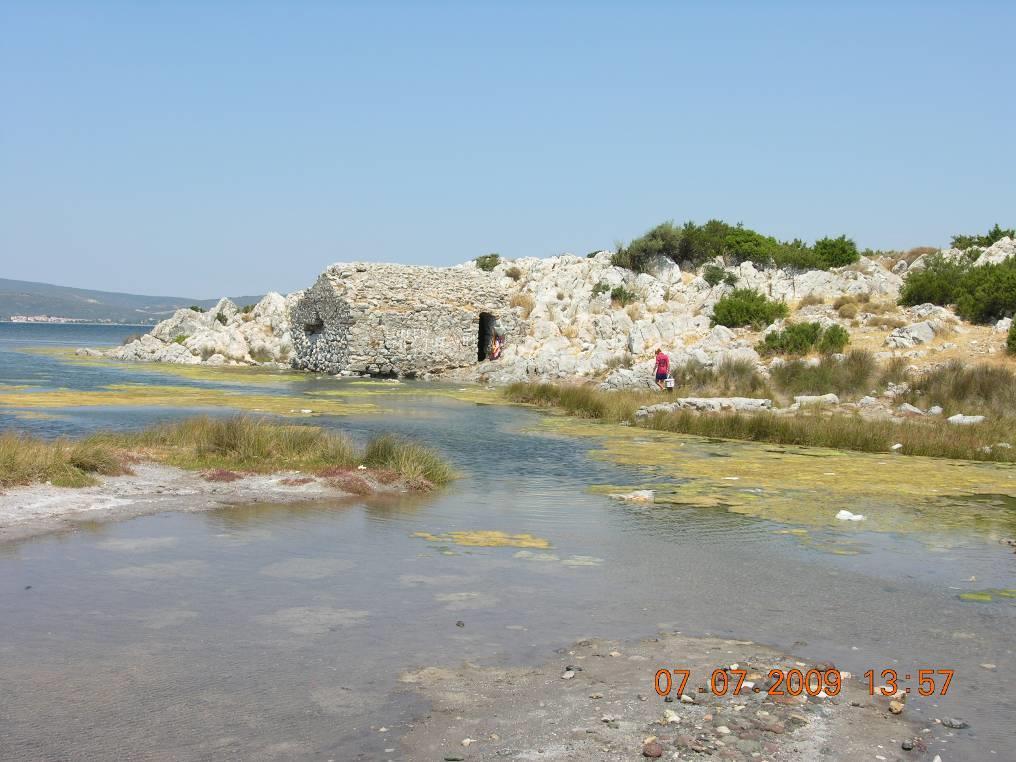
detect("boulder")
(794, 393), (840, 406)
(886, 321), (938, 349)
(635, 397), (773, 418)
(973, 236), (1016, 267)
(948, 413), (985, 425)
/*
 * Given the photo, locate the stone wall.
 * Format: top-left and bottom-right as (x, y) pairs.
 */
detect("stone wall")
(290, 262), (521, 376)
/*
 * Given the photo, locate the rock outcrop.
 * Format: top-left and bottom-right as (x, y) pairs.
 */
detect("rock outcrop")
(973, 236), (1016, 266)
(99, 293), (298, 367)
(88, 238), (1009, 385)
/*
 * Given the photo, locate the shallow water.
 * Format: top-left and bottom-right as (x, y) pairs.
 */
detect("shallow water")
(0, 324), (1014, 760)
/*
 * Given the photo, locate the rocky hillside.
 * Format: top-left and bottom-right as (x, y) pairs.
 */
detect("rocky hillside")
(85, 237), (1016, 386)
(81, 293), (299, 367)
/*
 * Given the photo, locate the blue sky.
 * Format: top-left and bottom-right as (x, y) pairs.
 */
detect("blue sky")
(2, 1), (1014, 297)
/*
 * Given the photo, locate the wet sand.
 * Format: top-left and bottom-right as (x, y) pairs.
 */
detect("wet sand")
(399, 631), (953, 761)
(0, 462), (404, 544)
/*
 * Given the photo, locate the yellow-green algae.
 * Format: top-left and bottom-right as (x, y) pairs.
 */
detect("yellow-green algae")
(958, 589), (1016, 603)
(538, 416), (1016, 539)
(24, 347), (303, 386)
(413, 530), (552, 548)
(0, 384), (376, 417)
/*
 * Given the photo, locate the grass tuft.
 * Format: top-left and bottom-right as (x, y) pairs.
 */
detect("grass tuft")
(0, 433), (130, 489)
(4, 416), (453, 491)
(362, 434), (456, 486)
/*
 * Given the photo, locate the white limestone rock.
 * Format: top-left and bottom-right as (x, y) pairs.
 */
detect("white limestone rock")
(886, 321), (938, 348)
(793, 393), (840, 406)
(973, 236), (1016, 267)
(948, 413), (985, 425)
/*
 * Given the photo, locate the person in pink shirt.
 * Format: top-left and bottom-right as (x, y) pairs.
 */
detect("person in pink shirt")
(654, 348), (670, 391)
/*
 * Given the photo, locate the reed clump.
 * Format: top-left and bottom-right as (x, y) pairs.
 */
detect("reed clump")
(6, 416), (454, 489)
(0, 433), (128, 488)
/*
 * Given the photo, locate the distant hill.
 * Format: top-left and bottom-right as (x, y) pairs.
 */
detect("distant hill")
(0, 277), (263, 325)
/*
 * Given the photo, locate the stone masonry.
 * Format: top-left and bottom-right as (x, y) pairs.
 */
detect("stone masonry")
(290, 262), (521, 377)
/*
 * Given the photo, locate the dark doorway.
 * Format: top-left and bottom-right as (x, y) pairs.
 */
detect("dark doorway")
(303, 315), (325, 344)
(478, 312), (496, 361)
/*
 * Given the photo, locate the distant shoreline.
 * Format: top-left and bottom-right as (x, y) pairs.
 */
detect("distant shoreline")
(0, 320), (153, 327)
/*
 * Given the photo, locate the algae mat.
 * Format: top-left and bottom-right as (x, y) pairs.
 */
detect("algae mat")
(540, 417), (1016, 539)
(0, 384), (376, 417)
(22, 347), (304, 387)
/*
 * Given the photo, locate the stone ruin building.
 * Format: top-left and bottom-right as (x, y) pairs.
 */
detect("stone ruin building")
(290, 262), (521, 377)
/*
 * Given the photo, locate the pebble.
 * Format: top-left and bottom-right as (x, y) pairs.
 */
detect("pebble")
(980, 663), (997, 670)
(889, 699), (905, 715)
(642, 740), (663, 758)
(455, 620), (465, 627)
(561, 670), (575, 680)
(941, 717), (969, 729)
(589, 692), (603, 699)
(902, 739), (914, 751)
(716, 725), (732, 735)
(679, 693), (696, 704)
(444, 756), (465, 761)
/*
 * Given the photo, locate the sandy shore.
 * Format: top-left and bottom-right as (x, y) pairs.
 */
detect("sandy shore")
(397, 631), (955, 761)
(0, 462), (397, 544)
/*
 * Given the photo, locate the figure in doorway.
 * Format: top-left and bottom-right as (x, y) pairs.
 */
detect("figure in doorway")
(654, 347), (670, 391)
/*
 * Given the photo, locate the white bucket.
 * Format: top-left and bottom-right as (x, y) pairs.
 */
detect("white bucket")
(664, 377), (675, 388)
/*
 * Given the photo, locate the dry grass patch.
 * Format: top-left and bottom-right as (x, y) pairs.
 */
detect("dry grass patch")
(4, 416), (455, 491)
(509, 292), (535, 318)
(832, 292), (871, 310)
(0, 433), (130, 488)
(866, 315), (906, 330)
(797, 293), (825, 308)
(837, 303), (859, 319)
(505, 379), (1016, 462)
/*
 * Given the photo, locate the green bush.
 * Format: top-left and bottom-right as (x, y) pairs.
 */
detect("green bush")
(901, 255), (1016, 324)
(702, 263), (725, 286)
(679, 219), (739, 264)
(724, 227), (782, 266)
(817, 324), (850, 354)
(592, 282), (610, 297)
(723, 272), (738, 286)
(189, 305), (206, 313)
(475, 254), (501, 271)
(1008, 323), (1016, 356)
(758, 322), (823, 355)
(951, 223), (1014, 251)
(813, 235), (860, 267)
(758, 322), (851, 356)
(899, 254), (968, 306)
(616, 219), (860, 273)
(712, 289), (789, 329)
(505, 266), (522, 281)
(953, 262), (1016, 323)
(215, 312), (228, 326)
(613, 221), (683, 272)
(610, 285), (637, 306)
(172, 334), (188, 345)
(240, 304), (256, 314)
